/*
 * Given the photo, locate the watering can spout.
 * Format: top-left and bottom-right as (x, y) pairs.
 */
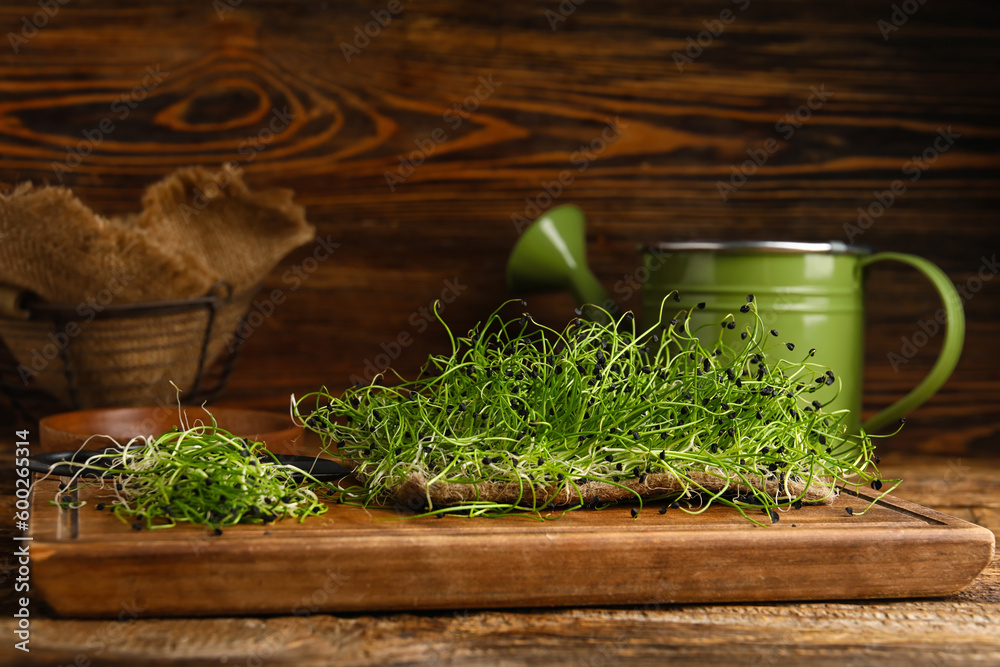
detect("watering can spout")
(506, 205), (616, 322)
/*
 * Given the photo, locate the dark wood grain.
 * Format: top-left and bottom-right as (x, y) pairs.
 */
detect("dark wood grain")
(0, 1), (997, 450)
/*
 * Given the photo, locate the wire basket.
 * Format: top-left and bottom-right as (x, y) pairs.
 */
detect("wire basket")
(0, 282), (255, 421)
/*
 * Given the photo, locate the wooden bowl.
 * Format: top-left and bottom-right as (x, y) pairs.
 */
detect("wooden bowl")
(38, 406), (304, 454)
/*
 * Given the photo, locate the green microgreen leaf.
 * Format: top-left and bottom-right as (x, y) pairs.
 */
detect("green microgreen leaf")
(42, 415), (329, 532)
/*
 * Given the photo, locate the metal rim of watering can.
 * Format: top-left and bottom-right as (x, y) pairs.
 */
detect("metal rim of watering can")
(640, 240), (874, 255)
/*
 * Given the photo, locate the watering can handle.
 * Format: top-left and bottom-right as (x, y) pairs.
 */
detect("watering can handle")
(859, 252), (965, 432)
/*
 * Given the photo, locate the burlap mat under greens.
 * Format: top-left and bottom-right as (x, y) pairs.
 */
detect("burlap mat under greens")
(385, 469), (837, 510)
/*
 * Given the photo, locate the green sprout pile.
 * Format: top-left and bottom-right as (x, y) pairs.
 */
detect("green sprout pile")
(295, 295), (899, 523)
(47, 418), (329, 534)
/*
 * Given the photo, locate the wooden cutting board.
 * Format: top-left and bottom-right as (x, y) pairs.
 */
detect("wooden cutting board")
(28, 476), (995, 618)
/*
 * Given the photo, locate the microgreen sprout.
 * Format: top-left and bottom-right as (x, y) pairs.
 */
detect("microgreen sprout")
(295, 295), (900, 524)
(40, 415), (328, 532)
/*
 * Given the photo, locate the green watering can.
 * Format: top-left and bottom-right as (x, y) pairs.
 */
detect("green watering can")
(506, 204), (964, 434)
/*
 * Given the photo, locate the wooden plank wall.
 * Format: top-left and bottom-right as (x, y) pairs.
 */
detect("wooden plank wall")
(0, 0), (997, 453)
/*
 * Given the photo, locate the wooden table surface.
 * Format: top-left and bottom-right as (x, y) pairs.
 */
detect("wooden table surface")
(2, 435), (998, 666)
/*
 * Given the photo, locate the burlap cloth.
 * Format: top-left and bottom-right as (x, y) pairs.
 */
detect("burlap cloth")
(383, 469), (837, 511)
(0, 165), (315, 409)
